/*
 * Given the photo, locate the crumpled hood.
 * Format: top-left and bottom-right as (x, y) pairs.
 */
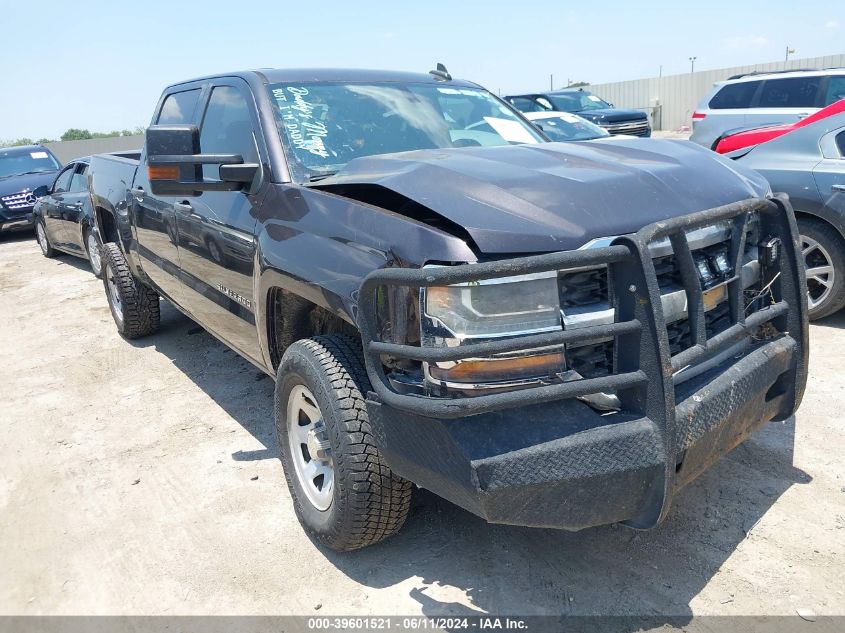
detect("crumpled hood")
(318, 139), (770, 254)
(0, 171), (57, 197)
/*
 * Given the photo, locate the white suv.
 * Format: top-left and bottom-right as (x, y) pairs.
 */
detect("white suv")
(690, 69), (845, 148)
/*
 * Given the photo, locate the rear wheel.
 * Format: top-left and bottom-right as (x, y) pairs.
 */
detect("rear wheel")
(35, 221), (55, 258)
(275, 334), (413, 551)
(101, 242), (161, 338)
(84, 229), (103, 278)
(797, 218), (845, 320)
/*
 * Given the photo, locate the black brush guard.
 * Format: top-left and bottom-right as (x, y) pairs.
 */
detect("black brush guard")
(356, 196), (808, 530)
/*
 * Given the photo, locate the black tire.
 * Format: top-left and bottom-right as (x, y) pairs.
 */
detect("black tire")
(797, 218), (845, 320)
(35, 220), (55, 258)
(83, 227), (104, 279)
(100, 242), (161, 339)
(275, 334), (412, 551)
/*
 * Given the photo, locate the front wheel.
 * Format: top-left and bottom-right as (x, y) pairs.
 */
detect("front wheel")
(798, 218), (845, 320)
(275, 335), (413, 551)
(101, 242), (161, 338)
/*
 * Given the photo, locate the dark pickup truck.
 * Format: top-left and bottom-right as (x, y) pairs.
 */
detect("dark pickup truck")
(88, 67), (808, 551)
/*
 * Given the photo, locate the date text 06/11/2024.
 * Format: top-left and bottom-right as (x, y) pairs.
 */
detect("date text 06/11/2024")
(306, 616), (529, 630)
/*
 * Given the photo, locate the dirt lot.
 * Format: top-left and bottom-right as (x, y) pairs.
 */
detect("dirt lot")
(1, 230), (844, 620)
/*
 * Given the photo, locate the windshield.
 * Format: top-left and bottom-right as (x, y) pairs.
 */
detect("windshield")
(268, 82), (544, 181)
(547, 92), (612, 113)
(0, 148), (60, 179)
(530, 114), (609, 141)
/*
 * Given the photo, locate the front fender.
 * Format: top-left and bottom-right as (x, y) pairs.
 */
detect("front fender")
(252, 183), (477, 369)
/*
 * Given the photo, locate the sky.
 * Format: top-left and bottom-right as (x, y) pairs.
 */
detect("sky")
(0, 0), (841, 140)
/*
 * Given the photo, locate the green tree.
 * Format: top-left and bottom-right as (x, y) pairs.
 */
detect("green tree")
(60, 128), (93, 141)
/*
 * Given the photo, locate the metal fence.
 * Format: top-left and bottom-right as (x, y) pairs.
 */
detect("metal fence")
(587, 54), (845, 131)
(45, 135), (144, 165)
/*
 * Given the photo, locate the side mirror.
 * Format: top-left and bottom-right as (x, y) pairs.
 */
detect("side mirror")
(145, 125), (260, 196)
(32, 185), (50, 198)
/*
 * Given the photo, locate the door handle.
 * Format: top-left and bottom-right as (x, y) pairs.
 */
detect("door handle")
(130, 186), (145, 202)
(832, 184), (845, 193)
(174, 201), (193, 214)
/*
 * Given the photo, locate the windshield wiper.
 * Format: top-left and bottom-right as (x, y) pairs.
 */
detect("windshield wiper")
(308, 171), (338, 183)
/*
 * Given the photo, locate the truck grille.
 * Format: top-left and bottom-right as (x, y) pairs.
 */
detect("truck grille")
(563, 220), (763, 374)
(1, 190), (38, 211)
(602, 120), (651, 136)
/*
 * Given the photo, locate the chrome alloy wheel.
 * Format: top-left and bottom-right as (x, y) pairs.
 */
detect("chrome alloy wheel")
(801, 234), (835, 312)
(87, 233), (102, 275)
(105, 265), (124, 326)
(287, 384), (334, 511)
(36, 223), (48, 255)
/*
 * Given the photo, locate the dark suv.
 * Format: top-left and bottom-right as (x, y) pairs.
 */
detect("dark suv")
(0, 145), (62, 233)
(506, 89), (651, 137)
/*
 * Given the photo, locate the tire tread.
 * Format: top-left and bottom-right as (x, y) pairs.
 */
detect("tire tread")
(101, 242), (160, 338)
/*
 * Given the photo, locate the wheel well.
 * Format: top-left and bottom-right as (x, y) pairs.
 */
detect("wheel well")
(267, 288), (358, 369)
(793, 211), (845, 241)
(97, 207), (119, 244)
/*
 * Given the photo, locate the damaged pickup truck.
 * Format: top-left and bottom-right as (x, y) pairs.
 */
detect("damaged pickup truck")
(88, 67), (808, 551)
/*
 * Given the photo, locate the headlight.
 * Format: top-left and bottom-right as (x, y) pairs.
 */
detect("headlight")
(423, 271), (561, 339)
(422, 270), (565, 387)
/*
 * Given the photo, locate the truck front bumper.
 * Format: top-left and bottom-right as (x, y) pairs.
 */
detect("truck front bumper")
(357, 196), (808, 530)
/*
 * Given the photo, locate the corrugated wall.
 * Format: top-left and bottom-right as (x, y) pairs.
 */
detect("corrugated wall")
(588, 54), (845, 131)
(45, 135), (144, 165)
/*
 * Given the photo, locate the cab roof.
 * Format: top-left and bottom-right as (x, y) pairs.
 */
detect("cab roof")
(169, 68), (482, 90)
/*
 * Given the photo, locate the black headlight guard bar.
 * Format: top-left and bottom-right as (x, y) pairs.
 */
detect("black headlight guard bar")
(357, 195), (807, 421)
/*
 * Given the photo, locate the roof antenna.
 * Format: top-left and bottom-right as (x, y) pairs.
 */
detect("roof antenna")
(429, 62), (452, 81)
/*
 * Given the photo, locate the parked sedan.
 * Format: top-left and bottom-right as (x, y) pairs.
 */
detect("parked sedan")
(731, 111), (845, 319)
(524, 111), (641, 143)
(31, 157), (103, 277)
(714, 98), (845, 154)
(524, 111), (612, 141)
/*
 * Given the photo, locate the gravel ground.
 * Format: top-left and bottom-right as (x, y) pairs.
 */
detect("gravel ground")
(1, 230), (844, 622)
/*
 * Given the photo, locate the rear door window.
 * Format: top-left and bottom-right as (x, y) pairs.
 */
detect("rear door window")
(157, 89), (202, 124)
(709, 81), (760, 110)
(824, 76), (845, 106)
(757, 77), (822, 108)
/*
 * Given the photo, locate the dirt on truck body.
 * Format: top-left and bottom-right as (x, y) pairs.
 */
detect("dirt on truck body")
(86, 67), (808, 551)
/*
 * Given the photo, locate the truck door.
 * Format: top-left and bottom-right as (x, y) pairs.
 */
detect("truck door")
(131, 87), (203, 304)
(172, 81), (263, 364)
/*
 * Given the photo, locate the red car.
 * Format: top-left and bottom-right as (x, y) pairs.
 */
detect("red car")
(713, 98), (845, 154)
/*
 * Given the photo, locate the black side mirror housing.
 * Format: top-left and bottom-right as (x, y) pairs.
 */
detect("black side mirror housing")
(32, 185), (50, 198)
(146, 125), (260, 196)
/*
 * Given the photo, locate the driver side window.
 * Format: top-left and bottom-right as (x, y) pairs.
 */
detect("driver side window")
(199, 86), (259, 181)
(52, 167), (74, 193)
